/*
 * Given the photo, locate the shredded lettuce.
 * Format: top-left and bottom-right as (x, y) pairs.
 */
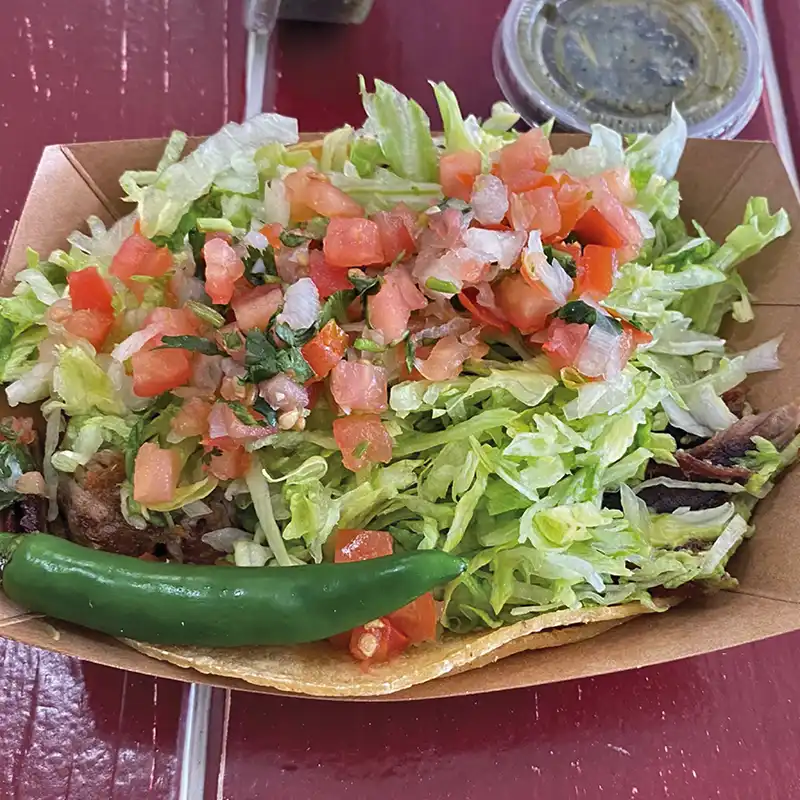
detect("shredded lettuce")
(136, 113), (298, 238)
(359, 76), (438, 183)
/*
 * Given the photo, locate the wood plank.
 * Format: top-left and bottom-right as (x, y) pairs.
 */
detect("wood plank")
(0, 640), (184, 799)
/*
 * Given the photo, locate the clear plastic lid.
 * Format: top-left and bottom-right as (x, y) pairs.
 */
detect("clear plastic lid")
(493, 0), (764, 139)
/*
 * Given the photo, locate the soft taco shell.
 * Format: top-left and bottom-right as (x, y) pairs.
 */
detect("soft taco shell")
(126, 598), (677, 697)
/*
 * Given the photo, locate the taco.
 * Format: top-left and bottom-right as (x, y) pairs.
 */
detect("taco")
(0, 79), (796, 697)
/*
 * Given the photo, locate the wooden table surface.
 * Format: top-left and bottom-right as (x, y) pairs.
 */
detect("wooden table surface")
(1, 2), (799, 799)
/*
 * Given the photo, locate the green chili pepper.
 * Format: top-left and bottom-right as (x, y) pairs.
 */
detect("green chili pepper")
(0, 533), (466, 646)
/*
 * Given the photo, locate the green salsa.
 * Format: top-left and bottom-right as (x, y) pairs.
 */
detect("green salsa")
(510, 0), (754, 135)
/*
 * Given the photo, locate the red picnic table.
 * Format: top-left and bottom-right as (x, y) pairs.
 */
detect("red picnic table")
(1, 2), (800, 798)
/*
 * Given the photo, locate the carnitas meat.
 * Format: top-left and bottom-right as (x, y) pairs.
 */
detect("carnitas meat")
(58, 450), (225, 564)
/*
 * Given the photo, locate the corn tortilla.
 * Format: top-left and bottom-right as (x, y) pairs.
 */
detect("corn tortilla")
(125, 598), (678, 697)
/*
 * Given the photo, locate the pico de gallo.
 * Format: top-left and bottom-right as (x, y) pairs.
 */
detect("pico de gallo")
(1, 79), (796, 666)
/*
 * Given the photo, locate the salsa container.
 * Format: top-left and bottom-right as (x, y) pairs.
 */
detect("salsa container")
(493, 0), (764, 139)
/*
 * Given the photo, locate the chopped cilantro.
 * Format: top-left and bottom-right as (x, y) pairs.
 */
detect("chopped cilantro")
(244, 329), (314, 385)
(279, 230), (310, 248)
(158, 335), (223, 356)
(555, 301), (597, 326)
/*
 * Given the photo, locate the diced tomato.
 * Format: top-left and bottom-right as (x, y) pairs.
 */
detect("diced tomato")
(323, 218), (384, 268)
(373, 205), (418, 264)
(587, 178), (643, 263)
(334, 529), (394, 563)
(231, 284), (283, 331)
(110, 234), (173, 284)
(368, 267), (427, 344)
(304, 175), (364, 219)
(132, 348), (193, 397)
(308, 250), (354, 298)
(439, 150), (482, 202)
(63, 309), (114, 350)
(542, 318), (590, 370)
(509, 187), (561, 238)
(571, 206), (626, 249)
(133, 442), (180, 505)
(459, 287), (511, 333)
(416, 335), (471, 381)
(330, 361), (388, 413)
(284, 166), (318, 222)
(495, 272), (559, 335)
(170, 397), (212, 439)
(556, 241), (583, 262)
(602, 166), (636, 204)
(576, 244), (617, 299)
(497, 128), (553, 192)
(301, 319), (349, 379)
(143, 306), (199, 340)
(327, 631), (352, 650)
(349, 618), (409, 667)
(208, 446), (252, 480)
(284, 165), (363, 221)
(204, 238), (245, 305)
(556, 181), (591, 239)
(68, 267), (114, 313)
(259, 223), (284, 248)
(333, 414), (393, 471)
(387, 592), (437, 643)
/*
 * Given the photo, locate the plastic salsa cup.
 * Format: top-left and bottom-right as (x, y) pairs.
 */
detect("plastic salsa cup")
(493, 0), (763, 139)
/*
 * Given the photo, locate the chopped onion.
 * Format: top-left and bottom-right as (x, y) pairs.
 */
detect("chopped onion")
(463, 228), (525, 269)
(192, 354), (223, 394)
(221, 357), (246, 379)
(259, 374), (309, 412)
(171, 269), (206, 305)
(207, 404), (230, 440)
(276, 277), (319, 330)
(244, 230), (269, 251)
(411, 315), (471, 343)
(111, 324), (161, 362)
(575, 321), (623, 379)
(276, 241), (310, 283)
(471, 174), (509, 225)
(475, 282), (506, 318)
(202, 527), (251, 553)
(534, 253), (573, 306)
